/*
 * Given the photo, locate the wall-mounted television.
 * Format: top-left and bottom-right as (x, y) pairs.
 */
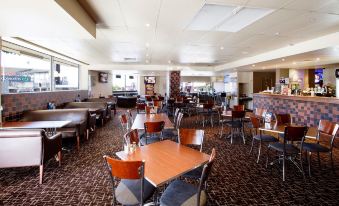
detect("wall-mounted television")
(99, 72), (108, 83)
(315, 68), (323, 85)
(144, 76), (156, 84)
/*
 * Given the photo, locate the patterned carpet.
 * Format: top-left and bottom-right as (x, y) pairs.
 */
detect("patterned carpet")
(1, 109), (339, 205)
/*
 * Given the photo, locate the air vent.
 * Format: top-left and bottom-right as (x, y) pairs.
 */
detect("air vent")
(124, 57), (137, 62)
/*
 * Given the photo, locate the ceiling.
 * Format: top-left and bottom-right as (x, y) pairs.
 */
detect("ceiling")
(2, 0), (339, 71)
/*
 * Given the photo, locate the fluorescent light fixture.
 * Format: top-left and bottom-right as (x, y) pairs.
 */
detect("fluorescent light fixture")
(187, 4), (274, 32)
(187, 4), (236, 30)
(217, 7), (274, 32)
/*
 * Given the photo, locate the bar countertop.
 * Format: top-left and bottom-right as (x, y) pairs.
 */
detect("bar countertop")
(253, 93), (339, 104)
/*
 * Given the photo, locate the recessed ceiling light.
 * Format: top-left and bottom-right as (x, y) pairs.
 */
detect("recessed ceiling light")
(242, 51), (248, 54)
(275, 32), (280, 36)
(145, 42), (150, 47)
(220, 46), (224, 50)
(146, 60), (149, 63)
(293, 61), (297, 65)
(316, 57), (320, 61)
(168, 60), (172, 64)
(281, 58), (285, 61)
(252, 64), (255, 67)
(145, 23), (151, 27)
(262, 66), (266, 69)
(146, 53), (149, 57)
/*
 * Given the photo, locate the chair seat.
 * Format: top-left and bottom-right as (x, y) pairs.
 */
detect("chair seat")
(140, 137), (161, 145)
(57, 128), (76, 138)
(116, 179), (155, 205)
(160, 180), (206, 206)
(182, 166), (203, 179)
(225, 121), (242, 128)
(253, 134), (277, 142)
(268, 142), (299, 154)
(300, 143), (330, 153)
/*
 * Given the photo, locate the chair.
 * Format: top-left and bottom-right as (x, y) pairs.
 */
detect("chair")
(249, 116), (278, 163)
(267, 126), (308, 181)
(254, 108), (267, 118)
(136, 103), (146, 114)
(145, 106), (153, 114)
(178, 128), (204, 151)
(275, 113), (293, 140)
(200, 103), (215, 127)
(119, 114), (129, 133)
(103, 156), (155, 206)
(166, 99), (175, 116)
(124, 129), (140, 147)
(225, 110), (246, 144)
(300, 120), (339, 176)
(141, 121), (165, 145)
(153, 100), (163, 112)
(160, 149), (216, 206)
(163, 112), (184, 141)
(126, 109), (134, 126)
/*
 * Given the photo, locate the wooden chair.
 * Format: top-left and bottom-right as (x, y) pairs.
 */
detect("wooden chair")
(178, 128), (204, 152)
(153, 100), (163, 112)
(126, 109), (134, 126)
(136, 103), (146, 114)
(275, 113), (293, 140)
(103, 156), (155, 206)
(267, 126), (308, 181)
(145, 106), (153, 114)
(233, 105), (245, 111)
(141, 121), (165, 145)
(160, 148), (216, 206)
(163, 112), (184, 141)
(249, 116), (278, 163)
(225, 110), (246, 144)
(124, 129), (140, 146)
(119, 114), (129, 134)
(300, 120), (339, 176)
(201, 103), (215, 127)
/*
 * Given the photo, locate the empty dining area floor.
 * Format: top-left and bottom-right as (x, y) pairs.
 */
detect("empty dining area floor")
(0, 109), (338, 205)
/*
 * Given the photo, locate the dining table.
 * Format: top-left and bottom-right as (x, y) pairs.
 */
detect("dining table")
(116, 140), (210, 187)
(259, 122), (318, 139)
(1, 120), (71, 136)
(131, 113), (174, 130)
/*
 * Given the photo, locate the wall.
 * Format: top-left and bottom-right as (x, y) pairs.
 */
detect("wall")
(323, 67), (337, 86)
(138, 75), (167, 95)
(79, 66), (89, 90)
(181, 76), (211, 82)
(289, 69), (305, 89)
(1, 90), (88, 121)
(89, 70), (112, 98)
(253, 72), (276, 93)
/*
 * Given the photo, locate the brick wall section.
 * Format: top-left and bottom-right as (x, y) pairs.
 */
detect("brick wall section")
(1, 90), (88, 121)
(253, 94), (339, 127)
(170, 71), (180, 98)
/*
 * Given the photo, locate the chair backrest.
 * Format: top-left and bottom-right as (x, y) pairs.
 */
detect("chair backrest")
(232, 110), (246, 119)
(255, 108), (267, 117)
(173, 108), (181, 125)
(145, 106), (153, 114)
(103, 156), (145, 205)
(197, 148), (216, 204)
(124, 129), (139, 146)
(144, 121), (165, 133)
(283, 126), (308, 142)
(178, 129), (204, 151)
(176, 112), (184, 129)
(145, 96), (153, 101)
(233, 105), (245, 111)
(317, 120), (339, 147)
(136, 103), (146, 113)
(203, 103), (214, 110)
(275, 113), (292, 125)
(127, 109), (133, 124)
(250, 116), (261, 129)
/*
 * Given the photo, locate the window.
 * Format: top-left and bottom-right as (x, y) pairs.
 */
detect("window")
(1, 42), (51, 93)
(112, 72), (138, 91)
(0, 41), (80, 93)
(53, 59), (79, 90)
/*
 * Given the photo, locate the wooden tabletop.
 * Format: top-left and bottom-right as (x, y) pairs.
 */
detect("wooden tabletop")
(131, 113), (174, 130)
(259, 122), (318, 139)
(1, 121), (71, 129)
(116, 140), (210, 187)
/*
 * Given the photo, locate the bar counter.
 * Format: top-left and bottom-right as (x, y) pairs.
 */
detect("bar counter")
(253, 93), (339, 127)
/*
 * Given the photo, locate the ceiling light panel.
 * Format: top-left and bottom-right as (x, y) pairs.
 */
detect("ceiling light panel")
(217, 7), (274, 32)
(187, 4), (236, 31)
(187, 4), (274, 32)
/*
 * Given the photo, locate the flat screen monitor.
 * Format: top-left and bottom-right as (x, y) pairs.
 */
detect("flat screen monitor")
(315, 69), (323, 85)
(99, 72), (108, 83)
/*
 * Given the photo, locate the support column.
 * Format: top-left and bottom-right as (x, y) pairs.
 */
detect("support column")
(169, 71), (180, 98)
